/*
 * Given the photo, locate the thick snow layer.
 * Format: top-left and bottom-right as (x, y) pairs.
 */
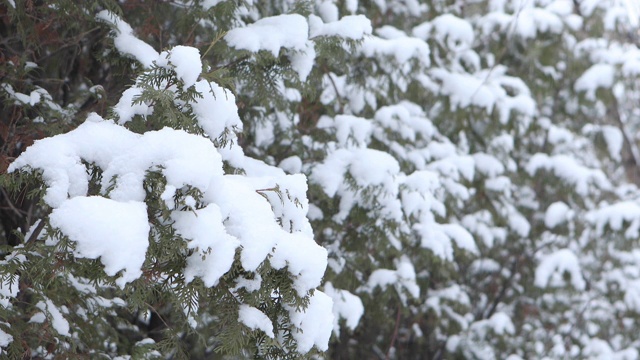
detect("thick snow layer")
(575, 63), (616, 100)
(312, 148), (399, 196)
(512, 8), (563, 39)
(473, 152), (505, 177)
(114, 87), (152, 124)
(535, 249), (586, 290)
(191, 80), (243, 141)
(324, 282), (364, 336)
(584, 338), (639, 360)
(365, 257), (420, 300)
(96, 11), (159, 68)
(157, 46), (202, 89)
(308, 14), (372, 40)
(171, 205), (240, 287)
(470, 312), (515, 337)
(49, 196), (149, 287)
(430, 69), (498, 112)
(207, 176), (282, 272)
(286, 290), (334, 354)
(311, 147), (403, 222)
(587, 201), (640, 238)
(271, 231), (328, 296)
(9, 116), (224, 207)
(238, 305), (274, 338)
(415, 222), (478, 260)
(545, 201), (572, 229)
(526, 153), (611, 195)
(225, 14), (309, 57)
(413, 14), (474, 50)
(225, 14), (319, 80)
(360, 36), (430, 67)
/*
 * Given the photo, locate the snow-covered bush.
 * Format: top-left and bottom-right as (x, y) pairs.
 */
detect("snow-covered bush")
(4, 0), (640, 359)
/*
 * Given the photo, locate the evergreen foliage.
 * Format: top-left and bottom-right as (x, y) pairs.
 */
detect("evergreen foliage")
(2, 0), (640, 359)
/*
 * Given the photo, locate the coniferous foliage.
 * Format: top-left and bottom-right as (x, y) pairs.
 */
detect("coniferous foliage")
(3, 0), (640, 359)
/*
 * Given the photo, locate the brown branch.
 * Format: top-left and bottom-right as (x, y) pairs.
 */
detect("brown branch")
(385, 304), (402, 360)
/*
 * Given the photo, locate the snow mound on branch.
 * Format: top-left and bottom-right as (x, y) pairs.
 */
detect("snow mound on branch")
(364, 256), (420, 300)
(513, 8), (563, 39)
(96, 11), (159, 68)
(413, 14), (474, 50)
(545, 201), (572, 229)
(114, 87), (152, 124)
(286, 291), (334, 354)
(171, 204), (240, 287)
(324, 282), (364, 335)
(311, 147), (402, 221)
(49, 196), (149, 287)
(535, 249), (586, 290)
(191, 80), (243, 140)
(35, 299), (71, 336)
(9, 115), (224, 207)
(586, 201), (640, 238)
(225, 14), (308, 57)
(414, 222), (477, 260)
(308, 14), (372, 40)
(575, 63), (616, 100)
(10, 115), (328, 298)
(238, 305), (274, 338)
(526, 153), (611, 195)
(360, 36), (431, 67)
(157, 46), (202, 89)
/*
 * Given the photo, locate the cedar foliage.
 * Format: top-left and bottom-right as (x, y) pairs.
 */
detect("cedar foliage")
(3, 0), (640, 359)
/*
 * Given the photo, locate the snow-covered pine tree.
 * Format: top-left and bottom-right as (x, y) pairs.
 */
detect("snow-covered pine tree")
(4, 0), (640, 359)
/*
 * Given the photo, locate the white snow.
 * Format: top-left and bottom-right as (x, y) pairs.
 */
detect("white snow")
(601, 125), (623, 162)
(365, 257), (420, 300)
(96, 11), (159, 68)
(308, 14), (372, 40)
(238, 305), (275, 338)
(430, 69), (497, 112)
(225, 14), (309, 57)
(360, 36), (431, 68)
(545, 201), (572, 229)
(324, 282), (364, 335)
(473, 152), (505, 177)
(535, 249), (586, 290)
(113, 87), (152, 124)
(9, 116), (224, 207)
(49, 196), (149, 287)
(575, 63), (616, 100)
(286, 290), (334, 354)
(587, 201), (640, 238)
(157, 46), (202, 89)
(270, 231), (328, 296)
(470, 311), (515, 337)
(171, 204), (240, 287)
(413, 14), (474, 50)
(0, 328), (12, 350)
(36, 299), (71, 336)
(191, 80), (243, 142)
(526, 153), (611, 195)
